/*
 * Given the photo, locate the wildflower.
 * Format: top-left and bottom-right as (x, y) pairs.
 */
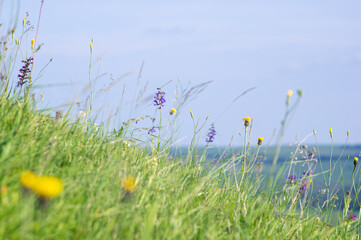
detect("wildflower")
(316, 217), (320, 223)
(329, 128), (333, 138)
(32, 176), (63, 198)
(148, 127), (156, 134)
(257, 137), (264, 145)
(170, 108), (177, 115)
(299, 179), (308, 194)
(20, 171), (38, 189)
(287, 90), (293, 97)
(17, 57), (34, 87)
(121, 176), (137, 193)
(275, 213), (280, 217)
(89, 42), (93, 52)
(286, 175), (297, 183)
(243, 117), (251, 127)
(11, 28), (15, 39)
(23, 18), (25, 27)
(349, 213), (358, 221)
(93, 123), (99, 132)
(153, 88), (166, 109)
(31, 39), (35, 50)
(123, 140), (130, 147)
(303, 169), (313, 176)
(206, 123), (216, 143)
(354, 157), (358, 168)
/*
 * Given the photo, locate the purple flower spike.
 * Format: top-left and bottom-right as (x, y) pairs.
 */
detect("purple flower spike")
(206, 123), (216, 143)
(17, 57), (34, 87)
(153, 88), (166, 109)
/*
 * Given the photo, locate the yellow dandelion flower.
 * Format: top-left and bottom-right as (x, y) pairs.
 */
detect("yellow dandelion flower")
(31, 39), (35, 50)
(329, 128), (333, 138)
(257, 137), (264, 145)
(354, 157), (359, 167)
(243, 117), (251, 127)
(20, 171), (38, 189)
(32, 176), (63, 198)
(170, 108), (177, 115)
(121, 176), (137, 192)
(287, 90), (293, 97)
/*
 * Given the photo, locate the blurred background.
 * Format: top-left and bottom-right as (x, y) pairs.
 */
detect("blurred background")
(1, 0), (361, 146)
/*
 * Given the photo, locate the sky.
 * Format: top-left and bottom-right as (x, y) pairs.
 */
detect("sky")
(1, 0), (361, 146)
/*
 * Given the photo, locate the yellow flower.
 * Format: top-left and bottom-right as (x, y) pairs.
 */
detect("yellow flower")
(287, 90), (293, 97)
(11, 28), (15, 39)
(22, 18), (25, 27)
(170, 108), (177, 115)
(354, 157), (359, 167)
(121, 176), (137, 192)
(329, 128), (333, 138)
(32, 176), (63, 198)
(257, 137), (264, 145)
(31, 39), (35, 50)
(20, 171), (38, 189)
(243, 117), (251, 127)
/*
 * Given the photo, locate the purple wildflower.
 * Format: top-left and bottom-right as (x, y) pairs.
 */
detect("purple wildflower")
(148, 127), (156, 134)
(275, 213), (280, 217)
(153, 88), (166, 109)
(17, 57), (33, 87)
(206, 123), (216, 143)
(286, 175), (298, 182)
(349, 213), (358, 221)
(303, 169), (313, 176)
(299, 179), (309, 194)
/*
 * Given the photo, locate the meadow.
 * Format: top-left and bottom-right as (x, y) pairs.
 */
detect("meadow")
(1, 8), (361, 240)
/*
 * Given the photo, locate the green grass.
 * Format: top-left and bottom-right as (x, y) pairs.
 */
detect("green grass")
(0, 95), (359, 239)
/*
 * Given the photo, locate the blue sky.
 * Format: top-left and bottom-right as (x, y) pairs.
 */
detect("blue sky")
(2, 0), (361, 146)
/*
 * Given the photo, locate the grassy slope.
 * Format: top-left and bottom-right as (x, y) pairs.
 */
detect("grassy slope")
(0, 98), (357, 239)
